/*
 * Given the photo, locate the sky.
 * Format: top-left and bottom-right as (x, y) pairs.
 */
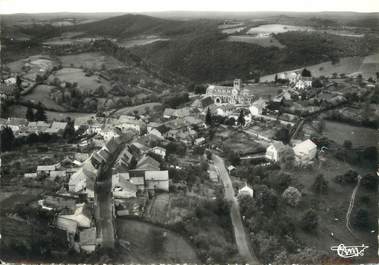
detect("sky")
(1, 0), (378, 14)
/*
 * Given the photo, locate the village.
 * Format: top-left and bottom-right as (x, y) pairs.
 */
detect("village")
(1, 47), (378, 263)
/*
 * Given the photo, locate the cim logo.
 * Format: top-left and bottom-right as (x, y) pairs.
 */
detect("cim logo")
(331, 244), (369, 258)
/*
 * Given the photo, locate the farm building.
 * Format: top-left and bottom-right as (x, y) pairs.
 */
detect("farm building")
(293, 139), (317, 163)
(144, 170), (169, 191)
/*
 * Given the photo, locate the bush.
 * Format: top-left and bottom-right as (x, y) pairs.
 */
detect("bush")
(361, 173), (378, 191)
(282, 186), (302, 207)
(301, 209), (318, 232)
(334, 170), (358, 185)
(312, 174), (328, 194)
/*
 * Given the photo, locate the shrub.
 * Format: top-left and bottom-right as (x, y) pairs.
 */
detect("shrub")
(282, 186), (302, 207)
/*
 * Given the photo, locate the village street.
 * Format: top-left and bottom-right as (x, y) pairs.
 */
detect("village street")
(95, 139), (129, 249)
(212, 154), (259, 264)
(96, 166), (115, 249)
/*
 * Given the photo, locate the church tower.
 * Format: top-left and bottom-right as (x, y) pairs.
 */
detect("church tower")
(233, 79), (241, 90)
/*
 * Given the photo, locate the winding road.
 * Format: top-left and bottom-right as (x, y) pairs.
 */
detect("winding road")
(346, 175), (362, 236)
(213, 154), (259, 264)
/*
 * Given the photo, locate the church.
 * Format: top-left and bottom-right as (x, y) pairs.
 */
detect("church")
(205, 79), (255, 105)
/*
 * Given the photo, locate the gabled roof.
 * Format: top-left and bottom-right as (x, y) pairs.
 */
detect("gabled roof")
(136, 155), (160, 171)
(151, 146), (166, 153)
(293, 139), (317, 154)
(105, 137), (121, 153)
(51, 121), (67, 130)
(144, 170), (169, 181)
(7, 117), (28, 126)
(37, 164), (58, 171)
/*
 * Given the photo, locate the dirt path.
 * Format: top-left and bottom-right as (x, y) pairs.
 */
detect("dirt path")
(346, 175), (362, 236)
(213, 154), (259, 264)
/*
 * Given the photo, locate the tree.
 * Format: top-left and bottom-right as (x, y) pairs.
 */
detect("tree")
(282, 186), (301, 207)
(343, 140), (352, 149)
(0, 126), (15, 152)
(205, 108), (212, 126)
(312, 174), (328, 194)
(237, 110), (245, 126)
(63, 120), (76, 142)
(26, 106), (35, 121)
(274, 74), (278, 83)
(274, 127), (290, 144)
(301, 209), (318, 232)
(353, 208), (369, 229)
(35, 102), (47, 121)
(361, 173), (378, 191)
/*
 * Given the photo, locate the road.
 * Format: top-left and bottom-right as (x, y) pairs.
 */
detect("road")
(96, 171), (115, 248)
(213, 154), (259, 264)
(95, 139), (129, 249)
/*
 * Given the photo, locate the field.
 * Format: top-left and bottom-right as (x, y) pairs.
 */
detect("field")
(261, 52), (379, 81)
(227, 35), (285, 48)
(7, 104), (95, 121)
(116, 219), (199, 263)
(288, 154), (377, 261)
(23, 85), (67, 111)
(322, 120), (377, 147)
(247, 24), (312, 34)
(58, 52), (125, 70)
(50, 68), (112, 92)
(118, 35), (169, 48)
(112, 102), (162, 116)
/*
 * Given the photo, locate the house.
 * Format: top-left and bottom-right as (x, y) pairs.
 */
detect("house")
(149, 146), (166, 159)
(129, 175), (145, 191)
(249, 98), (267, 116)
(99, 128), (121, 141)
(115, 148), (134, 170)
(293, 139), (317, 162)
(117, 115), (145, 134)
(24, 172), (37, 178)
(49, 170), (66, 181)
(27, 121), (50, 133)
(147, 122), (162, 133)
(208, 170), (219, 182)
(194, 137), (205, 145)
(79, 227), (97, 253)
(37, 163), (60, 176)
(163, 107), (191, 119)
(6, 117), (28, 133)
(56, 216), (78, 234)
(44, 194), (77, 211)
(144, 170), (169, 191)
(136, 155), (160, 171)
(163, 108), (176, 119)
(265, 141), (289, 162)
(59, 203), (92, 228)
(86, 123), (103, 134)
(165, 129), (179, 140)
(227, 165), (236, 173)
(129, 142), (149, 158)
(48, 121), (68, 135)
(148, 128), (164, 139)
(238, 184), (254, 197)
(68, 169), (87, 192)
(112, 173), (137, 198)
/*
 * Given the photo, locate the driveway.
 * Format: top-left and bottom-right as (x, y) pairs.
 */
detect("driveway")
(213, 154), (259, 264)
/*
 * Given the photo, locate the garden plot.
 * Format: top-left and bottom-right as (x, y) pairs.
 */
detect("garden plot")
(50, 68), (112, 93)
(23, 84), (67, 111)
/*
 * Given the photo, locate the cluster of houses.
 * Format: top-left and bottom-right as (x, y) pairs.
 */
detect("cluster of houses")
(265, 138), (318, 165)
(0, 117), (69, 137)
